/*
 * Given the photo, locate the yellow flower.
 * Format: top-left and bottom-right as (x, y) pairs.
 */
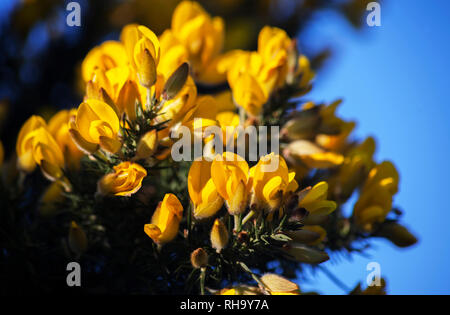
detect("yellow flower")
(120, 24), (160, 88)
(16, 115), (65, 182)
(81, 40), (128, 82)
(353, 161), (399, 230)
(135, 129), (158, 160)
(233, 72), (268, 117)
(38, 182), (65, 217)
(218, 286), (261, 295)
(69, 99), (121, 154)
(210, 218), (229, 253)
(316, 100), (356, 152)
(97, 161), (147, 197)
(155, 75), (197, 131)
(188, 158), (224, 219)
(158, 29), (189, 79)
(170, 1), (225, 83)
(329, 137), (376, 200)
(260, 273), (300, 295)
(215, 111), (240, 146)
(48, 109), (84, 169)
(285, 140), (344, 169)
(190, 93), (236, 121)
(298, 182), (337, 216)
(257, 26), (292, 90)
(226, 26), (296, 116)
(68, 221), (88, 256)
(85, 66), (132, 116)
(295, 55), (315, 89)
(211, 152), (249, 215)
(144, 193), (183, 244)
(251, 153), (298, 210)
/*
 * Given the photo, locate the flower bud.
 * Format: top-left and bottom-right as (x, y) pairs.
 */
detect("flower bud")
(190, 248), (208, 269)
(163, 62), (189, 100)
(68, 221), (88, 255)
(210, 218), (229, 253)
(376, 222), (418, 248)
(135, 130), (158, 160)
(136, 48), (157, 88)
(282, 106), (320, 140)
(285, 140), (344, 169)
(97, 161), (147, 197)
(283, 243), (329, 264)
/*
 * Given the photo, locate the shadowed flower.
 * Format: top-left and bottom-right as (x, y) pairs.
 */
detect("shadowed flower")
(210, 218), (229, 253)
(211, 152), (249, 215)
(97, 161), (147, 196)
(68, 221), (88, 256)
(144, 193), (183, 244)
(16, 115), (65, 182)
(69, 99), (121, 154)
(353, 161), (399, 230)
(188, 158), (224, 219)
(48, 109), (84, 169)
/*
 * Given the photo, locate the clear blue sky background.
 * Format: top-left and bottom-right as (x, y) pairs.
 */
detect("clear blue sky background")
(298, 1), (450, 294)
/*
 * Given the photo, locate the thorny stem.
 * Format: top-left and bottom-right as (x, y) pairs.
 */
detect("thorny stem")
(238, 261), (269, 294)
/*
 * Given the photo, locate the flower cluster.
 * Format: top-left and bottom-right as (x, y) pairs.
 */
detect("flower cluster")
(5, 1), (416, 295)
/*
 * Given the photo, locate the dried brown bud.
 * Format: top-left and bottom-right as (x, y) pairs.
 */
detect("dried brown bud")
(190, 248), (208, 269)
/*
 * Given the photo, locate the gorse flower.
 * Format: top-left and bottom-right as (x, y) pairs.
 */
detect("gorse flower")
(16, 115), (65, 183)
(97, 161), (147, 197)
(69, 99), (121, 154)
(169, 1), (228, 84)
(353, 161), (399, 230)
(144, 193), (183, 245)
(188, 158), (224, 219)
(251, 153), (298, 211)
(211, 152), (250, 215)
(47, 109), (84, 169)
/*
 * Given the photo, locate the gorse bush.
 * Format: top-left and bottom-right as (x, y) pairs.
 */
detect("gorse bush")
(0, 1), (416, 295)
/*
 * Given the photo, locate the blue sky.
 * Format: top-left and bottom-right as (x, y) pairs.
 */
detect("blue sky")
(298, 1), (450, 294)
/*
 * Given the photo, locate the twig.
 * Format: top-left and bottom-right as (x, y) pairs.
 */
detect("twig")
(317, 265), (351, 293)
